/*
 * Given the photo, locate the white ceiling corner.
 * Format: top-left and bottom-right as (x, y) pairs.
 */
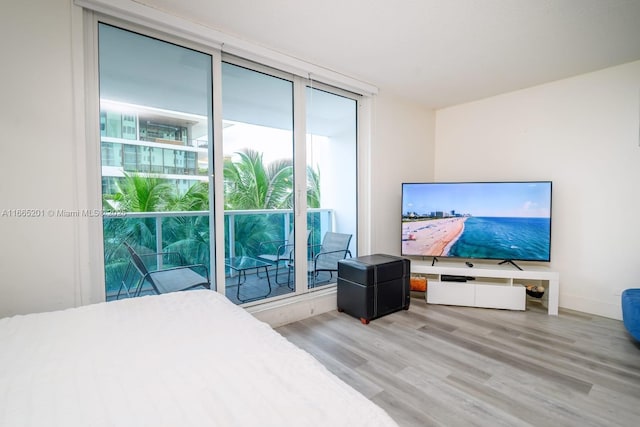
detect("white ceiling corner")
(133, 0), (640, 108)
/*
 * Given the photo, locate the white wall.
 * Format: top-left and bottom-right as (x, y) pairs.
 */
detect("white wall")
(370, 92), (436, 255)
(0, 0), (92, 317)
(435, 61), (640, 319)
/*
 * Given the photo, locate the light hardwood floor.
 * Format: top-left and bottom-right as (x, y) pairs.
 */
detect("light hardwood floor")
(276, 296), (640, 427)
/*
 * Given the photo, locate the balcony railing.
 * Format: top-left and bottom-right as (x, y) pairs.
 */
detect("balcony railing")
(103, 208), (334, 299)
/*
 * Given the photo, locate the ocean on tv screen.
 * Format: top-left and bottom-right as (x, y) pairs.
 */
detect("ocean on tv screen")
(448, 216), (550, 260)
(401, 216), (550, 261)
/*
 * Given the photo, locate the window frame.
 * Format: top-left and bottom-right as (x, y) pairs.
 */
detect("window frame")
(82, 8), (369, 306)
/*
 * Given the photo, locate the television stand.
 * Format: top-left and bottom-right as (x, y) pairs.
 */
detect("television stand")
(499, 259), (522, 271)
(411, 261), (559, 315)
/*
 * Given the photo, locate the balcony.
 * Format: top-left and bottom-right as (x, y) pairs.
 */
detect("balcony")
(104, 208), (335, 304)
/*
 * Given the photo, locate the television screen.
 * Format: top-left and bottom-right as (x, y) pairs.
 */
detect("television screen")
(401, 181), (552, 262)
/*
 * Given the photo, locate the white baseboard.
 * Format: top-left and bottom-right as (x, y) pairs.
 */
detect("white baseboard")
(247, 288), (624, 327)
(247, 288), (338, 328)
(561, 292), (622, 320)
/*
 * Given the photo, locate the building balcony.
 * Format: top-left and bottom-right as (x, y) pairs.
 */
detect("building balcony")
(104, 208), (335, 304)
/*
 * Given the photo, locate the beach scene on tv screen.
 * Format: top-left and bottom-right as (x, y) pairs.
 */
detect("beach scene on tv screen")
(402, 182), (551, 261)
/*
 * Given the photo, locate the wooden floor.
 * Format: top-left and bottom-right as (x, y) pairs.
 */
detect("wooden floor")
(276, 296), (640, 427)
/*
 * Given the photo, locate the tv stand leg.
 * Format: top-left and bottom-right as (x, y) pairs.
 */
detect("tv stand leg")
(548, 278), (559, 315)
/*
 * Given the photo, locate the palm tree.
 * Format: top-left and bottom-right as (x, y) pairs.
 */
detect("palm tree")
(103, 173), (174, 212)
(223, 148), (323, 257)
(223, 149), (292, 256)
(223, 149), (293, 210)
(158, 180), (211, 266)
(102, 152), (322, 293)
(165, 181), (209, 211)
(223, 148), (321, 209)
(102, 173), (209, 294)
(306, 165), (320, 209)
(103, 173), (176, 253)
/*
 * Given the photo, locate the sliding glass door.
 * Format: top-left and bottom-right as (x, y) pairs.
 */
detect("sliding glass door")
(306, 86), (358, 288)
(96, 22), (359, 303)
(221, 62), (296, 302)
(98, 24), (215, 299)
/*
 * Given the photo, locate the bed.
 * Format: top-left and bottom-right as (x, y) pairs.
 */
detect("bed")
(0, 290), (397, 426)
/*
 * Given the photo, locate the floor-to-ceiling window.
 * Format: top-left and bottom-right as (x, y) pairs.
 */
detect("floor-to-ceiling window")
(95, 21), (359, 304)
(221, 61), (296, 303)
(98, 24), (215, 300)
(306, 85), (358, 289)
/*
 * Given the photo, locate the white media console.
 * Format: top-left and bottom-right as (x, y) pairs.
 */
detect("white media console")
(411, 261), (559, 315)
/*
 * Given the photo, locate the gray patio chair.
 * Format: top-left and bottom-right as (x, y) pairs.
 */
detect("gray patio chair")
(257, 230), (311, 284)
(287, 232), (352, 288)
(117, 242), (210, 298)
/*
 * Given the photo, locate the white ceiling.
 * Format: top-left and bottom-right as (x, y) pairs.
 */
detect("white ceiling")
(139, 0), (640, 108)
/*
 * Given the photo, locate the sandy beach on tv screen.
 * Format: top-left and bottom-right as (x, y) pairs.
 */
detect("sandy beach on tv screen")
(402, 217), (467, 256)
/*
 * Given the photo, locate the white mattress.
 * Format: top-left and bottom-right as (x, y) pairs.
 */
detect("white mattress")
(0, 290), (397, 427)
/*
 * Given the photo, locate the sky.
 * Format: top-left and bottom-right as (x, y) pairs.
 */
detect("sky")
(402, 182), (552, 218)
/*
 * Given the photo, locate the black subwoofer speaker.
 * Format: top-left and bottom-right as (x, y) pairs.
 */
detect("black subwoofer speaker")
(337, 254), (410, 324)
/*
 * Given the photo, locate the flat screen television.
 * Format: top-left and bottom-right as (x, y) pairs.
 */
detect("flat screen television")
(401, 181), (552, 266)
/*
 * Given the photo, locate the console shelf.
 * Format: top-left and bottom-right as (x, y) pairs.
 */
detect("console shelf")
(411, 261), (559, 315)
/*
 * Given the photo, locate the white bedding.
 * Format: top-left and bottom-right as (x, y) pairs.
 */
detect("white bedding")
(0, 290), (397, 427)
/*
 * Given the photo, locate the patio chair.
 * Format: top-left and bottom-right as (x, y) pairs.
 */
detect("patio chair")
(287, 232), (352, 288)
(117, 242), (210, 298)
(257, 230), (310, 284)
